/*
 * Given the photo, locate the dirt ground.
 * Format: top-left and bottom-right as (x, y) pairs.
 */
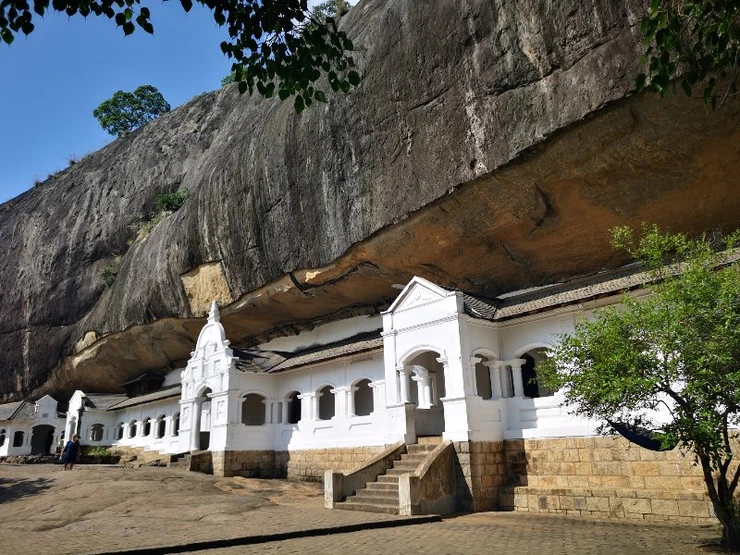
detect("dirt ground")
(0, 463), (400, 554)
(0, 463), (723, 555)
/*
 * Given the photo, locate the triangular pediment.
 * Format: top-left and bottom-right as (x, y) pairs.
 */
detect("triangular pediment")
(386, 276), (452, 313)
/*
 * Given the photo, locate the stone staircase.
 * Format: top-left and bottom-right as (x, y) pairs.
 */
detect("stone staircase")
(167, 452), (191, 469)
(335, 436), (442, 514)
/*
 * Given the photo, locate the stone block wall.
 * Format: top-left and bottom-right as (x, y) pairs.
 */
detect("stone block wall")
(275, 447), (386, 482)
(211, 450), (273, 477)
(499, 436), (715, 523)
(453, 441), (507, 512)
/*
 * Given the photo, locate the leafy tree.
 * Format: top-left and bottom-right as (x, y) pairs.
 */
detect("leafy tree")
(637, 0), (739, 107)
(540, 225), (740, 550)
(0, 0), (359, 111)
(93, 85), (171, 137)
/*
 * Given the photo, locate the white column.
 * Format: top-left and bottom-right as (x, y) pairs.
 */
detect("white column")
(510, 359), (526, 398)
(411, 367), (432, 409)
(397, 366), (411, 404)
(486, 361), (503, 398)
(369, 380), (385, 412)
(190, 398), (203, 450)
(331, 386), (351, 417)
(298, 393), (314, 421)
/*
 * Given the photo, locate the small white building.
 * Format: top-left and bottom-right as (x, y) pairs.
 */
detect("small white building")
(0, 395), (66, 457)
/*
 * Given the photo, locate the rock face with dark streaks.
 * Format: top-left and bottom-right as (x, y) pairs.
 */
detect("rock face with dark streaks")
(1, 0), (739, 400)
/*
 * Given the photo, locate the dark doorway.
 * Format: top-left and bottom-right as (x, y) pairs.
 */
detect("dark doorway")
(31, 425), (54, 455)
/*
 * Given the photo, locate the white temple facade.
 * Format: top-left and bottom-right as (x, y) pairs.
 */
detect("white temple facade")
(52, 274), (606, 467)
(2, 271), (710, 522)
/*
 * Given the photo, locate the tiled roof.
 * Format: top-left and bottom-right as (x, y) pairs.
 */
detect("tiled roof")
(268, 334), (383, 373)
(84, 394), (129, 411)
(232, 330), (384, 374)
(0, 400), (27, 421)
(492, 263), (648, 320)
(105, 385), (181, 411)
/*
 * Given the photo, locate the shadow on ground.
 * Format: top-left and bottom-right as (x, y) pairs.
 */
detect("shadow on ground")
(0, 476), (54, 503)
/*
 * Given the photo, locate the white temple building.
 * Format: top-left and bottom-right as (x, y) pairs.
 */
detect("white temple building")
(1, 271), (712, 521)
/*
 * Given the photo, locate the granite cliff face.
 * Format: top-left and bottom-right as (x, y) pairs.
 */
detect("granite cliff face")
(1, 0), (739, 400)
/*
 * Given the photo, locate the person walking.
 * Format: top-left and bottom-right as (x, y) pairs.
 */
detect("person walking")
(61, 434), (81, 471)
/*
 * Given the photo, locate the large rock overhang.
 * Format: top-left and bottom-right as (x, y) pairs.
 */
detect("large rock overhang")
(2, 0), (739, 400)
(37, 88), (740, 399)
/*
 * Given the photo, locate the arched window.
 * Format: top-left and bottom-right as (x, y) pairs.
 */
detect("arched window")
(0, 429), (5, 447)
(142, 417), (152, 436)
(317, 386), (335, 421)
(90, 424), (104, 442)
(286, 391), (301, 424)
(155, 415), (166, 439)
(128, 420), (137, 438)
(13, 431), (24, 447)
(242, 393), (267, 426)
(172, 413), (180, 437)
(474, 356), (493, 400)
(116, 423), (124, 440)
(521, 349), (556, 398)
(353, 379), (374, 416)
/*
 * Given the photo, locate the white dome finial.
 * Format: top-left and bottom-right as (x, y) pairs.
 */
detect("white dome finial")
(208, 301), (220, 323)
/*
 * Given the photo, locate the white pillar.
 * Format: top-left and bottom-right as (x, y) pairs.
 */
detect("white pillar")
(510, 359), (526, 398)
(369, 380), (385, 412)
(398, 367), (411, 404)
(411, 367), (432, 409)
(298, 393), (314, 421)
(486, 361), (503, 398)
(190, 398), (204, 451)
(332, 386), (351, 417)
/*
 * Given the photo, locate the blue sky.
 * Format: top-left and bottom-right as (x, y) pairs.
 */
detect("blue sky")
(0, 5), (236, 204)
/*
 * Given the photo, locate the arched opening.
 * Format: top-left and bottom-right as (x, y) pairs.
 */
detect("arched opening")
(142, 417), (152, 436)
(286, 391), (301, 424)
(521, 348), (555, 398)
(172, 413), (180, 437)
(89, 423), (104, 442)
(0, 429), (5, 447)
(403, 350), (446, 437)
(128, 420), (137, 439)
(13, 430), (24, 447)
(317, 386), (335, 420)
(31, 425), (54, 454)
(155, 415), (166, 439)
(195, 388), (212, 450)
(353, 379), (374, 416)
(474, 355), (493, 400)
(242, 393), (267, 426)
(116, 423), (124, 440)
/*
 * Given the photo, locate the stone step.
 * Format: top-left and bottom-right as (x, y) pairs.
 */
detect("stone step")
(385, 468), (416, 477)
(391, 461), (420, 471)
(334, 502), (400, 515)
(417, 435), (443, 445)
(365, 482), (399, 492)
(345, 494), (399, 507)
(406, 444), (437, 454)
(399, 453), (428, 462)
(376, 475), (401, 484)
(352, 491), (400, 504)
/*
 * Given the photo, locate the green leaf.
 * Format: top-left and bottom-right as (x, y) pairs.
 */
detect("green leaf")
(347, 70), (360, 86)
(122, 21), (135, 35)
(294, 95), (305, 113)
(180, 0), (193, 12)
(314, 90), (327, 103)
